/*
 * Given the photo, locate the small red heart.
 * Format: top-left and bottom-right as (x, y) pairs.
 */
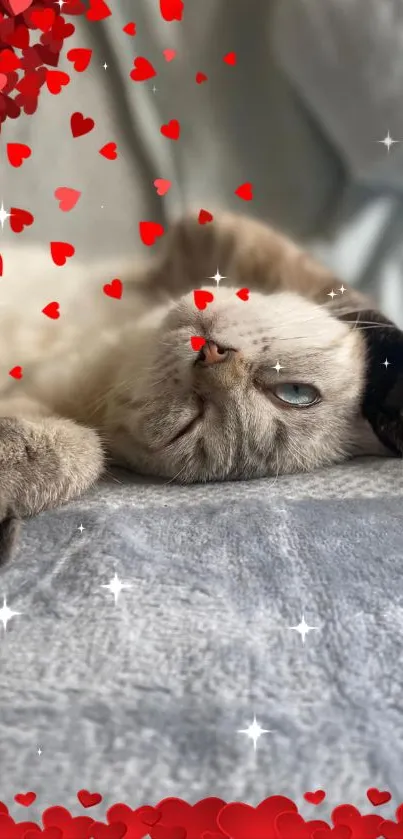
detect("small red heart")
(195, 72), (208, 84)
(304, 790), (326, 806)
(67, 48), (93, 72)
(103, 279), (123, 300)
(160, 119), (180, 140)
(50, 241), (75, 266)
(7, 142), (31, 167)
(7, 0), (34, 13)
(70, 111), (95, 138)
(77, 790), (103, 809)
(42, 302), (60, 320)
(14, 793), (36, 807)
(236, 287), (249, 301)
(163, 49), (176, 62)
(198, 209), (213, 224)
(9, 366), (23, 379)
(86, 0), (111, 21)
(367, 787), (392, 806)
(0, 50), (21, 73)
(160, 0), (184, 21)
(139, 221), (165, 246)
(193, 289), (214, 310)
(223, 51), (237, 65)
(30, 7), (55, 31)
(130, 56), (157, 82)
(0, 73), (8, 92)
(99, 142), (117, 160)
(54, 187), (81, 212)
(46, 70), (70, 95)
(190, 336), (206, 351)
(154, 178), (171, 196)
(123, 22), (136, 36)
(10, 207), (34, 233)
(235, 182), (253, 201)
(42, 806), (72, 828)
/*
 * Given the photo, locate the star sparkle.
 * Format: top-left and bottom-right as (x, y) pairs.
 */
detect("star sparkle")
(0, 597), (21, 632)
(101, 572), (132, 605)
(78, 523), (85, 534)
(37, 747), (43, 756)
(0, 202), (11, 229)
(208, 268), (226, 287)
(327, 289), (337, 300)
(103, 62), (108, 70)
(378, 131), (400, 152)
(382, 358), (391, 369)
(238, 715), (272, 751)
(272, 361), (284, 374)
(152, 85), (158, 94)
(289, 613), (318, 645)
(339, 285), (346, 294)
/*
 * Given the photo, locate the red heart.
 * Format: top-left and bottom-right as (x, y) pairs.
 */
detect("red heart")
(193, 289), (214, 310)
(150, 827), (185, 839)
(196, 72), (208, 84)
(9, 366), (23, 379)
(154, 178), (171, 196)
(26, 830), (62, 839)
(123, 22), (136, 36)
(50, 241), (75, 266)
(160, 119), (180, 140)
(139, 221), (165, 246)
(67, 48), (92, 72)
(86, 0), (111, 21)
(7, 142), (31, 167)
(160, 0), (184, 21)
(382, 821), (403, 838)
(77, 791), (103, 809)
(14, 793), (36, 807)
(314, 828), (352, 839)
(304, 790), (326, 806)
(46, 70), (70, 94)
(236, 287), (249, 301)
(30, 7), (55, 32)
(42, 807), (72, 828)
(54, 187), (81, 212)
(163, 49), (176, 61)
(107, 803), (161, 837)
(70, 111), (95, 138)
(367, 788), (392, 806)
(223, 51), (237, 65)
(235, 182), (253, 201)
(218, 798), (298, 839)
(198, 209), (213, 224)
(190, 336), (206, 352)
(103, 279), (123, 300)
(0, 255), (3, 276)
(0, 74), (8, 92)
(5, 0), (33, 13)
(42, 302), (60, 320)
(0, 50), (21, 73)
(99, 142), (117, 160)
(10, 207), (34, 233)
(130, 56), (157, 82)
(90, 824), (126, 839)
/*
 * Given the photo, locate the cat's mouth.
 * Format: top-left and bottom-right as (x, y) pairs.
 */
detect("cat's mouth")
(167, 395), (206, 445)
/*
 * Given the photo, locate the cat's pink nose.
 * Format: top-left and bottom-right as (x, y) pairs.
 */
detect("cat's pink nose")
(198, 341), (230, 365)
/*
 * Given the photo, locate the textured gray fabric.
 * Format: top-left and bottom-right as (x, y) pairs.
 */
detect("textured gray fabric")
(1, 458), (403, 817)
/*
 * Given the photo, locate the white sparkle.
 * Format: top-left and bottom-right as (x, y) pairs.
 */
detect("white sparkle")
(56, 0), (65, 8)
(0, 597), (21, 632)
(289, 613), (318, 645)
(37, 747), (42, 756)
(78, 523), (85, 534)
(208, 268), (226, 287)
(0, 202), (11, 230)
(103, 62), (108, 70)
(272, 361), (284, 374)
(101, 572), (132, 605)
(327, 289), (338, 300)
(339, 285), (346, 294)
(152, 85), (158, 94)
(238, 715), (272, 752)
(383, 358), (391, 369)
(378, 131), (400, 152)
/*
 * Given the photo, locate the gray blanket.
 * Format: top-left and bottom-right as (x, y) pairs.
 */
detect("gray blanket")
(1, 458), (403, 820)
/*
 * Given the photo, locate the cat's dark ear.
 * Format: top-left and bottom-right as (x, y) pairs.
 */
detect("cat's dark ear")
(340, 309), (403, 456)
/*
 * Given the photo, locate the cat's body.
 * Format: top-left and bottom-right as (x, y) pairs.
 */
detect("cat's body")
(0, 211), (402, 560)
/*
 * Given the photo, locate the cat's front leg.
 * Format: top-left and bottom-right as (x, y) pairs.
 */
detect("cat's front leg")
(0, 403), (104, 563)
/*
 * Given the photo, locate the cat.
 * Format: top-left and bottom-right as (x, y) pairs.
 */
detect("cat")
(1, 210), (403, 561)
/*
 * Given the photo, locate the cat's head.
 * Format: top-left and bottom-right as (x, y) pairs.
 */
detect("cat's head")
(106, 284), (403, 482)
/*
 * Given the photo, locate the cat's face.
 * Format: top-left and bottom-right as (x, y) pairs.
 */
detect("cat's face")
(107, 286), (383, 482)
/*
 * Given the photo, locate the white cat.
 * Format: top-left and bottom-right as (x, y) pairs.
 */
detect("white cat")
(0, 211), (399, 559)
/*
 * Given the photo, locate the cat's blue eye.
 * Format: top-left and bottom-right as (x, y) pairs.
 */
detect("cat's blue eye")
(272, 383), (319, 406)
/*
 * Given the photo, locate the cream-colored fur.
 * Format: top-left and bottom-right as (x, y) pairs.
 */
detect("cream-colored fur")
(0, 212), (389, 539)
